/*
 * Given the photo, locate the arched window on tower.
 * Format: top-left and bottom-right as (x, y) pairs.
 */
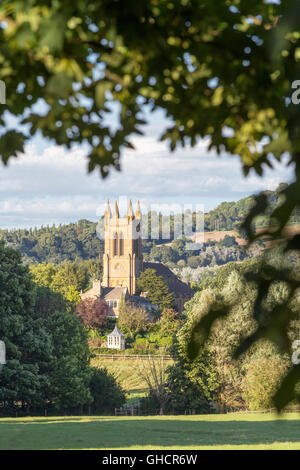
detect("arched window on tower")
(113, 232), (118, 256)
(119, 232), (124, 255)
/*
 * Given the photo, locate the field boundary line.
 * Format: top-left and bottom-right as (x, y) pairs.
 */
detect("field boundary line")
(94, 354), (172, 360)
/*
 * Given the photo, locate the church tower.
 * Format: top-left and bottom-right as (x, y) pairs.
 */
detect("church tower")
(102, 200), (143, 295)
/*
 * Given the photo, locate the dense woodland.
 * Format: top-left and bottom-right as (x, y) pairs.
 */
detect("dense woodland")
(141, 254), (300, 414)
(0, 242), (125, 416)
(0, 219), (104, 265)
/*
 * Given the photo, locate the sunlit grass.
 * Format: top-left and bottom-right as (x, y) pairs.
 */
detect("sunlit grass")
(0, 413), (299, 450)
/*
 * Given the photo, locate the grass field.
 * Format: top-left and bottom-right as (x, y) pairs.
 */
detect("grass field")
(91, 357), (148, 400)
(0, 413), (299, 450)
(190, 224), (300, 247)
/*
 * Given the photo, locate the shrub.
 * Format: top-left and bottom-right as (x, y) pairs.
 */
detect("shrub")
(75, 298), (108, 329)
(87, 337), (102, 349)
(140, 392), (161, 415)
(118, 304), (149, 338)
(242, 356), (289, 410)
(160, 308), (182, 336)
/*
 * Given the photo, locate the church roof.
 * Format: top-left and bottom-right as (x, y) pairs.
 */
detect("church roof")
(101, 286), (128, 300)
(143, 262), (194, 297)
(108, 325), (124, 337)
(129, 294), (153, 305)
(144, 262), (175, 277)
(164, 276), (194, 296)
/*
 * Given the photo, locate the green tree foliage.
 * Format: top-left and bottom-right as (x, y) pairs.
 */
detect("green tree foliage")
(150, 245), (179, 264)
(29, 259), (102, 307)
(0, 242), (48, 412)
(35, 302), (92, 412)
(219, 235), (238, 248)
(194, 258), (261, 292)
(159, 308), (182, 337)
(89, 367), (125, 414)
(136, 268), (174, 310)
(0, 243), (93, 413)
(241, 353), (289, 411)
(181, 264), (298, 411)
(30, 262), (80, 307)
(118, 303), (149, 338)
(189, 245), (300, 409)
(140, 336), (218, 414)
(201, 192), (292, 232)
(0, 1), (294, 175)
(0, 220), (104, 264)
(165, 338), (218, 414)
(171, 239), (186, 258)
(34, 287), (124, 413)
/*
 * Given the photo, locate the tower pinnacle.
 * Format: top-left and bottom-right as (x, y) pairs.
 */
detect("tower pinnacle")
(127, 199), (134, 219)
(135, 200), (141, 219)
(114, 200), (119, 218)
(104, 200), (112, 219)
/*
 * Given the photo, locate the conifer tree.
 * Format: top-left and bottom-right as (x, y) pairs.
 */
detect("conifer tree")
(136, 268), (174, 311)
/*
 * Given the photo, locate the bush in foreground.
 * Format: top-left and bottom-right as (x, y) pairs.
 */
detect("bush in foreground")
(89, 367), (126, 414)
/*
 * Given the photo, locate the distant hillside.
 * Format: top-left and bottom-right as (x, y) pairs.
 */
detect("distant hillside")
(202, 185), (288, 231)
(0, 219), (103, 264)
(192, 225), (300, 248)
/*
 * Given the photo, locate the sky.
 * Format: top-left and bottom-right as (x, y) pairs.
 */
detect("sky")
(0, 108), (295, 229)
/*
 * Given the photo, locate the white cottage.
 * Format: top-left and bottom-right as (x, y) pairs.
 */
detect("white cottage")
(107, 325), (125, 350)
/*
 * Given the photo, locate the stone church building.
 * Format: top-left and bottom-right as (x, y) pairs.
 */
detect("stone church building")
(80, 200), (193, 317)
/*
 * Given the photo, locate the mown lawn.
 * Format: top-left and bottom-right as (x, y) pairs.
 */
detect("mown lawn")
(0, 413), (299, 450)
